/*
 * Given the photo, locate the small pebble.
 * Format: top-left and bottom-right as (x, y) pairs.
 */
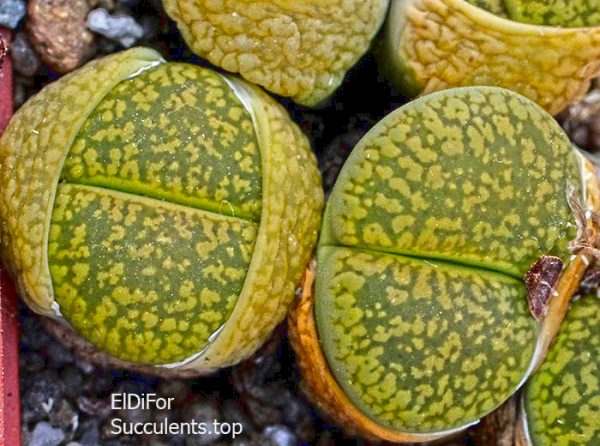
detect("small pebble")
(263, 425), (297, 446)
(29, 421), (66, 446)
(10, 32), (40, 77)
(87, 8), (144, 48)
(27, 0), (96, 73)
(0, 0), (26, 29)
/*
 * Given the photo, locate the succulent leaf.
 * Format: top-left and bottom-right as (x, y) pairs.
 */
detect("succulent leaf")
(524, 294), (600, 445)
(162, 0), (390, 107)
(0, 49), (324, 370)
(316, 246), (537, 432)
(379, 0), (600, 115)
(314, 87), (583, 434)
(62, 62), (263, 222)
(321, 88), (580, 278)
(504, 0), (600, 27)
(0, 47), (163, 316)
(49, 184), (257, 364)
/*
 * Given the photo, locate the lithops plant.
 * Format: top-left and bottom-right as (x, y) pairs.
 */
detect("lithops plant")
(378, 0), (600, 115)
(289, 86), (600, 442)
(0, 47), (323, 375)
(517, 293), (600, 446)
(162, 0), (390, 107)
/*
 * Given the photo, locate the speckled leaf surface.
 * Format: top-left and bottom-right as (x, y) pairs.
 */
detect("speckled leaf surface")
(379, 0), (600, 115)
(49, 184), (257, 364)
(315, 87), (582, 433)
(321, 88), (580, 279)
(465, 0), (509, 16)
(0, 48), (164, 316)
(316, 246), (537, 433)
(62, 62), (263, 222)
(0, 49), (323, 369)
(181, 78), (324, 371)
(504, 0), (600, 27)
(162, 0), (389, 107)
(524, 294), (600, 445)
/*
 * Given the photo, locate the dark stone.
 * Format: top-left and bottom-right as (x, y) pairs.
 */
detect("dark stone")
(60, 366), (85, 400)
(560, 88), (600, 153)
(578, 264), (600, 295)
(232, 433), (275, 446)
(139, 15), (160, 41)
(46, 337), (75, 368)
(78, 419), (101, 446)
(21, 314), (50, 350)
(19, 350), (46, 374)
(82, 372), (115, 394)
(10, 32), (40, 77)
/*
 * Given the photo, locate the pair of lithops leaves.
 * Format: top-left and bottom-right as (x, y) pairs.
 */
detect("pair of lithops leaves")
(163, 0), (600, 114)
(0, 47), (323, 376)
(1, 47), (599, 443)
(288, 87), (600, 444)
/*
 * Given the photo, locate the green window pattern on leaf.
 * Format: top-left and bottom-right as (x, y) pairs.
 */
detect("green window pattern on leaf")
(521, 294), (600, 446)
(162, 0), (390, 107)
(500, 0), (600, 27)
(289, 86), (597, 442)
(378, 0), (600, 115)
(0, 48), (323, 372)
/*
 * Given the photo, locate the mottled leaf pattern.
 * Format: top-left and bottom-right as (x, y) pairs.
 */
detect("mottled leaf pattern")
(525, 294), (600, 445)
(315, 87), (581, 432)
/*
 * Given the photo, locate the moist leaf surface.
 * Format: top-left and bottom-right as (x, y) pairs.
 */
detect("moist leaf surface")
(51, 62), (263, 364)
(322, 88), (580, 278)
(62, 62), (262, 221)
(316, 87), (581, 433)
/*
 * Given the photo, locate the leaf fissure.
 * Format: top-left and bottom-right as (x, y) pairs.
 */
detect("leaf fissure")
(321, 242), (523, 281)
